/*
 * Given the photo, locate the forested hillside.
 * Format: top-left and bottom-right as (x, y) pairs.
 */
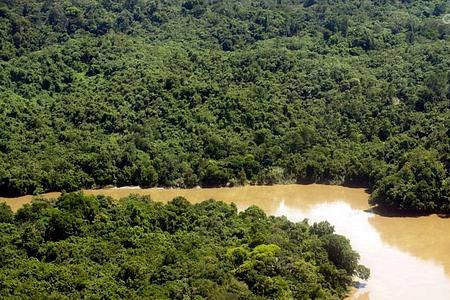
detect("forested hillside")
(0, 193), (369, 299)
(0, 0), (449, 212)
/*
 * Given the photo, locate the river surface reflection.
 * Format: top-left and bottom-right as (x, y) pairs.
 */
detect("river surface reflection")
(273, 200), (450, 300)
(2, 184), (450, 299)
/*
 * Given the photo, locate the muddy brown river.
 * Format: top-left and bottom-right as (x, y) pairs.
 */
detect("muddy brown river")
(2, 184), (450, 299)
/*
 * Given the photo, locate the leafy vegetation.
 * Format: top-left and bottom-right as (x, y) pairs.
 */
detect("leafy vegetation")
(0, 193), (368, 299)
(0, 0), (449, 212)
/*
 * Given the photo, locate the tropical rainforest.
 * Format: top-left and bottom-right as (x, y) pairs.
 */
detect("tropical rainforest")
(0, 193), (369, 299)
(0, 0), (449, 213)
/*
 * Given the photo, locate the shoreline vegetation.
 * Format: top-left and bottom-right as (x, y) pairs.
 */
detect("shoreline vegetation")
(2, 182), (450, 218)
(1, 182), (369, 211)
(2, 182), (449, 217)
(0, 192), (369, 299)
(1, 0), (449, 214)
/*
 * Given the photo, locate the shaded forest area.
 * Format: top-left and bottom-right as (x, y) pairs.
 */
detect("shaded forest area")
(0, 193), (369, 299)
(0, 0), (449, 212)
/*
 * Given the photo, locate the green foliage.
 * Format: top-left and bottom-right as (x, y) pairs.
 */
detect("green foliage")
(370, 148), (449, 212)
(0, 0), (449, 212)
(0, 203), (13, 223)
(0, 193), (368, 299)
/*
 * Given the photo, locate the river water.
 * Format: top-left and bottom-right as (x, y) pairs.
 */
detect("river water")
(2, 184), (450, 299)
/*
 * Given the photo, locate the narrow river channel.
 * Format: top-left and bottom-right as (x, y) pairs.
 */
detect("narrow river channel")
(2, 184), (450, 299)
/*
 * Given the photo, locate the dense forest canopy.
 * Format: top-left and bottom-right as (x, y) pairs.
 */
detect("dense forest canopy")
(0, 193), (369, 299)
(0, 0), (449, 212)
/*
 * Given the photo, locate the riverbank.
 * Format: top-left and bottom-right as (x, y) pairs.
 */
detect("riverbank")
(0, 184), (370, 212)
